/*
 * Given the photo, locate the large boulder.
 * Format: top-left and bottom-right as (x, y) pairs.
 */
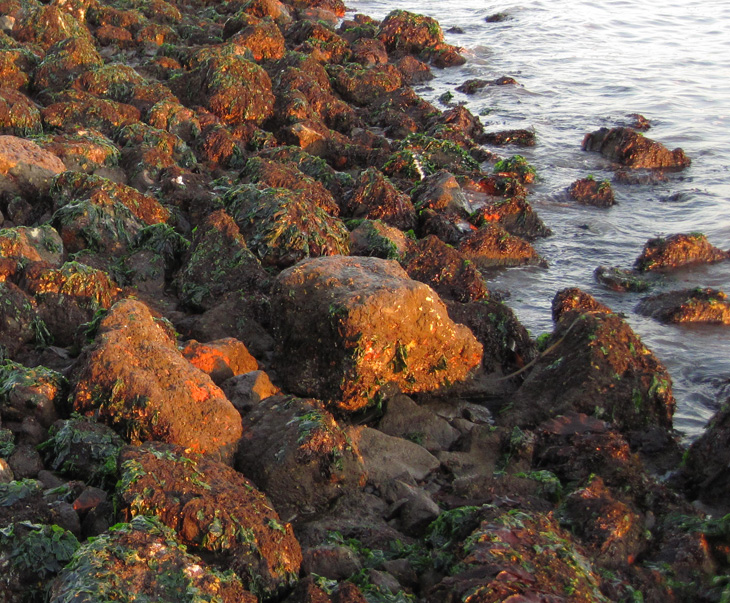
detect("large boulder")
(582, 126), (690, 170)
(0, 136), (65, 199)
(49, 516), (256, 603)
(271, 256), (483, 412)
(118, 442), (302, 599)
(71, 299), (242, 463)
(0, 88), (42, 136)
(236, 394), (366, 520)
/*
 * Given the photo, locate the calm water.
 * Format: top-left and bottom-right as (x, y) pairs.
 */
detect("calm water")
(349, 0), (730, 440)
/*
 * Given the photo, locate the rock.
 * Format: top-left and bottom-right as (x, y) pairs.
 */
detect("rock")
(49, 516), (256, 603)
(568, 177), (616, 207)
(0, 458), (13, 483)
(493, 154), (536, 184)
(0, 281), (43, 356)
(343, 167), (415, 230)
(469, 195), (552, 240)
(0, 136), (65, 199)
(41, 93), (141, 138)
(482, 128), (536, 147)
(350, 37), (388, 66)
(72, 299), (242, 463)
(348, 219), (411, 261)
(221, 370), (280, 415)
(594, 265), (650, 292)
(175, 209), (268, 310)
(582, 126), (691, 170)
(551, 287), (611, 322)
(378, 394), (460, 453)
(0, 88), (41, 136)
(456, 76), (518, 93)
(236, 394), (366, 520)
(35, 129), (122, 175)
(302, 545), (362, 580)
(436, 423), (502, 482)
(355, 426), (440, 487)
(402, 235), (489, 303)
(271, 256), (483, 412)
(118, 442), (302, 599)
(634, 232), (730, 271)
(329, 63), (403, 107)
(181, 338), (259, 384)
(501, 291), (675, 434)
(0, 361), (66, 429)
(42, 416), (124, 488)
(458, 223), (546, 269)
(7, 443), (43, 478)
(636, 287), (730, 324)
(377, 10), (443, 55)
(229, 17), (286, 61)
(0, 224), (64, 267)
(224, 184), (349, 268)
(389, 482), (441, 535)
(411, 170), (470, 215)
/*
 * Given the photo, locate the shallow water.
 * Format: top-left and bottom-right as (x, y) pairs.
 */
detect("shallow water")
(349, 0), (730, 440)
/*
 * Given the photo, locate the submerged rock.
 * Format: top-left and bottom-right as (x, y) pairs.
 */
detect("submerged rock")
(271, 256), (483, 412)
(594, 265), (650, 292)
(582, 126), (690, 170)
(636, 287), (730, 325)
(634, 232), (730, 271)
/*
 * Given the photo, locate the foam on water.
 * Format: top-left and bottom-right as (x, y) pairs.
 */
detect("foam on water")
(347, 0), (730, 440)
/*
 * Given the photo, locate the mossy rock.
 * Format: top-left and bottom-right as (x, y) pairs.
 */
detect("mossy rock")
(383, 133), (481, 181)
(32, 38), (104, 97)
(41, 92), (141, 138)
(0, 224), (64, 266)
(0, 281), (46, 356)
(328, 63), (402, 107)
(147, 99), (201, 143)
(0, 48), (40, 91)
(33, 128), (121, 173)
(15, 4), (94, 50)
(377, 9), (444, 54)
(0, 360), (66, 427)
(48, 516), (256, 603)
(71, 63), (147, 104)
(0, 87), (41, 136)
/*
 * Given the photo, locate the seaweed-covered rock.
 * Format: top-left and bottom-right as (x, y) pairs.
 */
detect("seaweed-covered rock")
(71, 63), (147, 104)
(384, 134), (481, 182)
(493, 154), (536, 184)
(181, 337), (259, 385)
(501, 291), (675, 433)
(118, 442), (302, 599)
(175, 209), (267, 310)
(224, 184), (349, 268)
(594, 265), (650, 293)
(470, 195), (552, 240)
(551, 287), (611, 322)
(147, 100), (201, 143)
(348, 219), (411, 261)
(0, 49), (39, 92)
(343, 167), (415, 230)
(72, 299), (242, 463)
(0, 360), (66, 428)
(48, 516), (256, 603)
(23, 261), (122, 346)
(0, 135), (65, 199)
(582, 126), (691, 170)
(0, 224), (64, 267)
(0, 281), (43, 356)
(458, 223), (545, 269)
(482, 128), (536, 147)
(0, 87), (41, 136)
(42, 415), (124, 487)
(377, 10), (444, 55)
(33, 38), (103, 97)
(568, 177), (615, 207)
(271, 256), (483, 411)
(15, 4), (92, 50)
(230, 17), (286, 61)
(236, 394), (365, 519)
(41, 93), (141, 137)
(634, 232), (730, 271)
(328, 63), (402, 107)
(402, 235), (489, 303)
(636, 287), (730, 324)
(34, 129), (121, 174)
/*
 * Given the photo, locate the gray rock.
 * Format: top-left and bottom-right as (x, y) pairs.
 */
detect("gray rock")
(221, 370), (280, 415)
(378, 394), (459, 453)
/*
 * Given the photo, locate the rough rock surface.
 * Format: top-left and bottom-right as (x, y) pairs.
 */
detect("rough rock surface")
(568, 177), (616, 207)
(582, 126), (691, 170)
(0, 135), (65, 198)
(636, 287), (730, 324)
(71, 299), (242, 463)
(634, 232), (730, 271)
(271, 256), (483, 411)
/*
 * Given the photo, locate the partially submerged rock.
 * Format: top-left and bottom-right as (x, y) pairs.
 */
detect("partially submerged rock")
(634, 232), (730, 271)
(568, 177), (615, 207)
(636, 287), (730, 324)
(582, 126), (691, 170)
(271, 256), (483, 411)
(458, 223), (546, 269)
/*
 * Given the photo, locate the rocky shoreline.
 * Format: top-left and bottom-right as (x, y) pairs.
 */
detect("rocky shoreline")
(1, 0), (730, 601)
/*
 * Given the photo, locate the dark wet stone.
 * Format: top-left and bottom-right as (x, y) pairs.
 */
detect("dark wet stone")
(634, 232), (730, 272)
(482, 128), (536, 147)
(636, 287), (730, 324)
(594, 265), (651, 292)
(568, 177), (616, 207)
(582, 126), (691, 170)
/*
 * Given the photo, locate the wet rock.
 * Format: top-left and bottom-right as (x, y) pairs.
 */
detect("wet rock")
(343, 167), (415, 230)
(432, 105), (487, 144)
(35, 129), (122, 175)
(271, 256), (482, 412)
(582, 126), (691, 170)
(302, 544), (362, 580)
(568, 176), (616, 207)
(221, 370), (280, 415)
(181, 337), (259, 385)
(402, 235), (489, 303)
(412, 169), (469, 215)
(24, 261), (122, 346)
(348, 219), (411, 261)
(350, 37), (388, 66)
(72, 299), (242, 463)
(0, 224), (64, 267)
(233, 0), (293, 27)
(41, 92), (141, 138)
(0, 281), (42, 356)
(377, 10), (443, 55)
(33, 38), (104, 98)
(0, 49), (38, 92)
(43, 416), (124, 488)
(258, 145), (352, 197)
(224, 184), (349, 268)
(0, 88), (41, 136)
(377, 393), (460, 453)
(483, 128), (536, 147)
(236, 394), (366, 520)
(458, 223), (546, 269)
(329, 63), (402, 107)
(230, 16), (286, 61)
(49, 515), (256, 603)
(147, 100), (201, 144)
(493, 154), (536, 184)
(551, 287), (612, 322)
(636, 287), (730, 324)
(287, 19), (350, 64)
(0, 360), (66, 429)
(634, 232), (730, 271)
(425, 507), (606, 602)
(289, 0), (345, 18)
(0, 135), (65, 200)
(71, 63), (146, 104)
(175, 209), (267, 310)
(384, 134), (481, 182)
(15, 4), (92, 50)
(118, 441), (302, 598)
(594, 265), (651, 292)
(501, 290), (675, 433)
(470, 195), (552, 240)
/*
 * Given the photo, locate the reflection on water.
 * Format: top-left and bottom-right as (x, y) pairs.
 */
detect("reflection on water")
(349, 0), (730, 440)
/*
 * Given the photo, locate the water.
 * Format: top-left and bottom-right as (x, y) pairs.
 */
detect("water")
(348, 0), (730, 440)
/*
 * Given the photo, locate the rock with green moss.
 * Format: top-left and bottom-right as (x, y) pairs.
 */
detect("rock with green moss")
(0, 224), (64, 266)
(147, 99), (201, 143)
(71, 63), (147, 104)
(23, 261), (122, 346)
(15, 4), (93, 50)
(34, 128), (122, 174)
(258, 145), (353, 196)
(236, 394), (366, 519)
(634, 232), (730, 272)
(286, 19), (350, 64)
(343, 167), (415, 231)
(0, 360), (66, 428)
(383, 134), (481, 182)
(458, 223), (545, 269)
(470, 195), (552, 240)
(32, 38), (104, 99)
(271, 256), (483, 412)
(72, 299), (242, 463)
(0, 49), (39, 92)
(328, 63), (402, 107)
(636, 287), (730, 325)
(41, 91), (141, 138)
(0, 87), (41, 136)
(348, 219), (411, 262)
(118, 441), (302, 598)
(229, 16), (286, 62)
(224, 183), (349, 268)
(48, 515), (256, 603)
(0, 282), (45, 357)
(583, 126), (690, 170)
(377, 10), (444, 55)
(175, 209), (267, 310)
